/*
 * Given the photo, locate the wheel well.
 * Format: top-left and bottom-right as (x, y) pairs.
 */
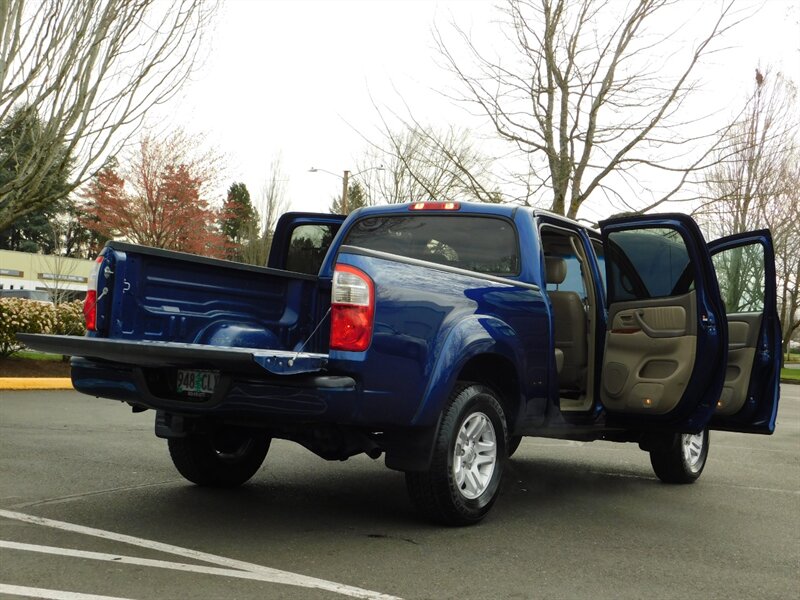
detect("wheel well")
(458, 354), (521, 432)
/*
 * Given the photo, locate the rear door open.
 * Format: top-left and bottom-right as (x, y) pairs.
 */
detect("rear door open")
(707, 230), (780, 433)
(599, 214), (728, 432)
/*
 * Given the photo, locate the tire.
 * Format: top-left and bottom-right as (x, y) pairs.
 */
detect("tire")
(649, 429), (709, 484)
(405, 382), (507, 525)
(168, 428), (271, 488)
(507, 435), (523, 458)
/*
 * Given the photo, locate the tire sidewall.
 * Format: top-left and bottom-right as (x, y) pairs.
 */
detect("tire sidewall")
(441, 385), (507, 516)
(649, 428), (710, 484)
(168, 428), (270, 487)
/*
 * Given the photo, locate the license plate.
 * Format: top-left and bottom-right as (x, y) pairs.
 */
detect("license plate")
(177, 370), (219, 396)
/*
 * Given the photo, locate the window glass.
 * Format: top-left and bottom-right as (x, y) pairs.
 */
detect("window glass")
(285, 224), (336, 275)
(546, 253), (587, 298)
(606, 228), (692, 303)
(711, 243), (765, 313)
(344, 216), (520, 275)
(591, 239), (607, 295)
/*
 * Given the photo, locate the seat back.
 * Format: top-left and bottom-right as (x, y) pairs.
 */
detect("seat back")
(546, 257), (588, 390)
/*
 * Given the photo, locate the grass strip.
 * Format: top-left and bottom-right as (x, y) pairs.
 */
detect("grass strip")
(780, 368), (800, 382)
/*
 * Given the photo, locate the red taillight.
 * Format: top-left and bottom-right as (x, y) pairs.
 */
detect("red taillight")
(83, 289), (97, 331)
(330, 264), (374, 352)
(408, 201), (460, 211)
(83, 255), (103, 331)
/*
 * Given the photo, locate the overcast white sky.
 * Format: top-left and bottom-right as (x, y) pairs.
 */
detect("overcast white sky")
(168, 0), (799, 221)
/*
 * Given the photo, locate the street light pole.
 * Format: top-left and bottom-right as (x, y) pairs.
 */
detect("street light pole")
(341, 170), (350, 215)
(309, 165), (384, 214)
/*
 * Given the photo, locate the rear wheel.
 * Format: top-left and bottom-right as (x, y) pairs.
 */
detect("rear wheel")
(168, 428), (271, 488)
(649, 429), (709, 484)
(405, 383), (507, 525)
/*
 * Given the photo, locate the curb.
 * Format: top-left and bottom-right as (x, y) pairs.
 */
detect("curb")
(0, 378), (73, 390)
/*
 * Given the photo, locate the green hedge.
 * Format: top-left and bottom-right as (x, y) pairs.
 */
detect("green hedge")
(0, 298), (85, 357)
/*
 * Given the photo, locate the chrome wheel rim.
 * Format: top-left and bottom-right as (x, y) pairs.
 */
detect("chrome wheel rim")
(681, 432), (705, 473)
(453, 412), (497, 499)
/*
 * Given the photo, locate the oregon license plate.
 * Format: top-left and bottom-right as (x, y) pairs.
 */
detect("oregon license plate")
(177, 370), (219, 396)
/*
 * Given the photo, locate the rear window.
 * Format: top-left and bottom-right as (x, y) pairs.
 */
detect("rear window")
(343, 215), (520, 276)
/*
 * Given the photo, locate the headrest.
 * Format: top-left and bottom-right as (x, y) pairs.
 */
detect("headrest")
(545, 256), (567, 284)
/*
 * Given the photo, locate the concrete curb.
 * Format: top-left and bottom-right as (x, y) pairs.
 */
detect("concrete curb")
(0, 378), (73, 390)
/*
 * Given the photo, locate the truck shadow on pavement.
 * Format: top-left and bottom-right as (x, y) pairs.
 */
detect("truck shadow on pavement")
(64, 450), (664, 542)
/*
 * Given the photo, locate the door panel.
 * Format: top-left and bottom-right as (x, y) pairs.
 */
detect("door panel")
(599, 214), (727, 430)
(602, 292), (696, 414)
(707, 231), (780, 433)
(718, 313), (762, 416)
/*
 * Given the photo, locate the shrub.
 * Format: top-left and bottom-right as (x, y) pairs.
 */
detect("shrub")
(0, 298), (85, 357)
(54, 300), (86, 336)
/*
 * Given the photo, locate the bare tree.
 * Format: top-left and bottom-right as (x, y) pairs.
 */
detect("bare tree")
(240, 158), (289, 266)
(0, 0), (218, 231)
(355, 120), (499, 206)
(697, 69), (800, 360)
(435, 0), (747, 218)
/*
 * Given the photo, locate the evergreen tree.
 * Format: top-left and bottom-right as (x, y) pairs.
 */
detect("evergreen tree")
(220, 182), (258, 260)
(329, 180), (369, 215)
(0, 106), (72, 253)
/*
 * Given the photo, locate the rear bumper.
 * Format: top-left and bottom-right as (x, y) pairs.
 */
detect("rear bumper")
(70, 357), (360, 424)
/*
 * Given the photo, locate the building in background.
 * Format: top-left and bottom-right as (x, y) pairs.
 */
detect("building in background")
(0, 250), (93, 301)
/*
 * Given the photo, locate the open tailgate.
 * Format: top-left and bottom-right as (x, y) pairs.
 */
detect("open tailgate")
(17, 334), (328, 376)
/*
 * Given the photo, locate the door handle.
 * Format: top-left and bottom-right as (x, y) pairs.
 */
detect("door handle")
(634, 311), (686, 338)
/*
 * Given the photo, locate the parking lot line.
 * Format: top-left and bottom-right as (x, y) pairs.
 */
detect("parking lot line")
(0, 583), (134, 600)
(0, 540), (368, 587)
(0, 510), (402, 600)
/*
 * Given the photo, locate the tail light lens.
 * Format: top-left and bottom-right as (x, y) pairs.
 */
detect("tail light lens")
(330, 264), (374, 352)
(83, 255), (104, 331)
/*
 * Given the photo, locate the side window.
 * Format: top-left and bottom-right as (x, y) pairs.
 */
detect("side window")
(546, 253), (587, 298)
(285, 224), (336, 275)
(591, 239), (607, 295)
(606, 228), (693, 303)
(541, 229), (590, 301)
(711, 243), (765, 314)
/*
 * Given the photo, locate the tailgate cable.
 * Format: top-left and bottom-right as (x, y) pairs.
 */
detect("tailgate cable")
(289, 307), (331, 366)
(85, 287), (109, 313)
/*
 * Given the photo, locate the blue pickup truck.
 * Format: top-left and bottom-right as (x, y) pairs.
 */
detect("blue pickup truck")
(22, 202), (781, 524)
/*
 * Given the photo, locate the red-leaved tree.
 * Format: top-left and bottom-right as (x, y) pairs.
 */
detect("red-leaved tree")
(82, 131), (225, 257)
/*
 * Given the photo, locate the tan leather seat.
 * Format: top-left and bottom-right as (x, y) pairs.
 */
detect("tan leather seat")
(546, 256), (587, 391)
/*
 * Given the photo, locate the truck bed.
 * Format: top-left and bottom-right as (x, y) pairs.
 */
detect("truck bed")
(99, 241), (327, 354)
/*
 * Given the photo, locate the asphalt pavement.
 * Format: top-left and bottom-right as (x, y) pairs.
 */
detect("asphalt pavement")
(1, 387), (798, 600)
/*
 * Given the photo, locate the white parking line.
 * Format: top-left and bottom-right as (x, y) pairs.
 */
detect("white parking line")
(0, 584), (135, 600)
(0, 540), (370, 587)
(0, 510), (402, 600)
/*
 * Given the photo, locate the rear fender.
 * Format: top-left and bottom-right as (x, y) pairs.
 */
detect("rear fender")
(411, 314), (525, 428)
